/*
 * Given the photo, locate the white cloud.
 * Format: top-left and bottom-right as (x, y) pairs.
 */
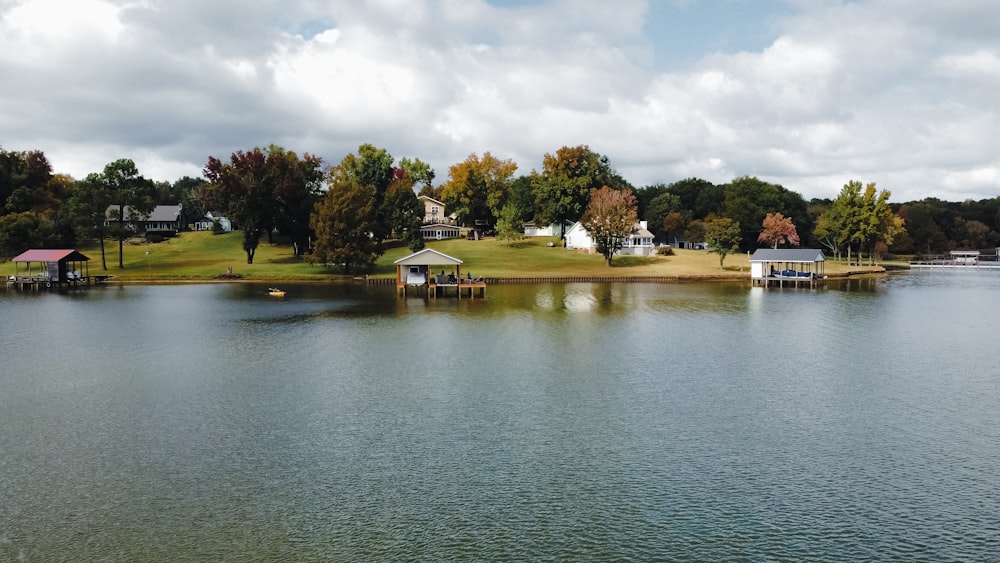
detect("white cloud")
(0, 0), (998, 203)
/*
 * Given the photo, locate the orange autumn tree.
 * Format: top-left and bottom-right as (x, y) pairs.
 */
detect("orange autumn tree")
(758, 212), (800, 248)
(580, 186), (638, 266)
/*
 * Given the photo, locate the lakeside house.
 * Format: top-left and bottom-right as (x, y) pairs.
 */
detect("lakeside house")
(193, 211), (233, 232)
(419, 196), (453, 225)
(524, 220), (574, 238)
(105, 204), (186, 235)
(420, 223), (461, 240)
(564, 220), (656, 256)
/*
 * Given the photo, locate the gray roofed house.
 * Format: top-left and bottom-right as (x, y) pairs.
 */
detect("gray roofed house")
(105, 204), (185, 233)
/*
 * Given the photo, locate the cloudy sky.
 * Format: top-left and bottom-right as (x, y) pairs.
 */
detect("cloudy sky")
(2, 0), (998, 202)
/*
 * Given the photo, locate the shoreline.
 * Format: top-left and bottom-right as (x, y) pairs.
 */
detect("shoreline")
(93, 268), (890, 286)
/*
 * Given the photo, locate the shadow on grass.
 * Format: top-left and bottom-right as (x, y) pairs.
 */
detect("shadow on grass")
(611, 256), (661, 268)
(266, 256), (305, 264)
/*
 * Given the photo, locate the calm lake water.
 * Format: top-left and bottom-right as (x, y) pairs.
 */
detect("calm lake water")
(2, 272), (999, 561)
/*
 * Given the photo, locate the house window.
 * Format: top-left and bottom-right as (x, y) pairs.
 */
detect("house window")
(431, 206), (439, 215)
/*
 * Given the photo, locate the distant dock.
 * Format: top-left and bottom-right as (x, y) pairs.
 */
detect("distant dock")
(910, 250), (1000, 269)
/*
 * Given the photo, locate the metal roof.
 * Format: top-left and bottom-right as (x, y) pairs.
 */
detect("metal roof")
(394, 248), (463, 266)
(749, 248), (825, 262)
(147, 205), (181, 222)
(13, 249), (90, 262)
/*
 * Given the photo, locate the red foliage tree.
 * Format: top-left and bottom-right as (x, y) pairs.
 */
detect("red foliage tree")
(758, 212), (800, 248)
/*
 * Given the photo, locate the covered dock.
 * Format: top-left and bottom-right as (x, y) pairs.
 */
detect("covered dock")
(7, 249), (95, 289)
(750, 248), (827, 288)
(394, 248), (485, 298)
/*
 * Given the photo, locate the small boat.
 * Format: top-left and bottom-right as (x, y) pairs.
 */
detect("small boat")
(268, 287), (286, 297)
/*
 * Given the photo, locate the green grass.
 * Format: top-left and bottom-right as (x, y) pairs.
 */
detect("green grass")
(0, 232), (884, 281)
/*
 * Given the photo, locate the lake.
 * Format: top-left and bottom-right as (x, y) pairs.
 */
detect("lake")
(1, 272), (999, 561)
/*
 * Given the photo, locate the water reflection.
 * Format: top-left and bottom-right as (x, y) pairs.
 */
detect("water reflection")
(1, 274), (999, 560)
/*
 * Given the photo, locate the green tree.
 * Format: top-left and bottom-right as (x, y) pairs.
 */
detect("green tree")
(532, 145), (628, 238)
(383, 169), (425, 252)
(644, 191), (686, 240)
(495, 203), (526, 245)
(202, 146), (322, 263)
(1, 149), (59, 215)
(662, 211), (688, 245)
(174, 176), (209, 228)
(0, 212), (59, 259)
(308, 169), (379, 274)
(339, 144), (395, 250)
(721, 176), (808, 250)
(202, 149), (270, 264)
(685, 219), (706, 245)
(66, 173), (115, 269)
(267, 147), (324, 256)
(853, 182), (901, 265)
(103, 159), (156, 269)
(439, 152), (517, 228)
(399, 157), (435, 190)
(580, 186), (638, 267)
(666, 177), (723, 220)
(897, 201), (945, 255)
(704, 216), (741, 270)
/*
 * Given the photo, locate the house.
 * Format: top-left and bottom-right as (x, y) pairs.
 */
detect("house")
(193, 211), (233, 232)
(749, 248), (826, 287)
(524, 220), (574, 237)
(145, 205), (183, 233)
(419, 196), (451, 224)
(664, 235), (707, 250)
(564, 221), (656, 256)
(105, 204), (185, 234)
(420, 223), (461, 240)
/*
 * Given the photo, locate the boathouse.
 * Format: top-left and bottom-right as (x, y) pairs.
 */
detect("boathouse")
(9, 249), (92, 288)
(750, 248), (826, 287)
(394, 248), (485, 298)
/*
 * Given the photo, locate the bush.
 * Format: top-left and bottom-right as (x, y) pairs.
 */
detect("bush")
(656, 245), (674, 256)
(211, 219), (225, 235)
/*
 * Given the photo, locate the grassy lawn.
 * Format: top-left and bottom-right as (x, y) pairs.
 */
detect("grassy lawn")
(0, 232), (885, 281)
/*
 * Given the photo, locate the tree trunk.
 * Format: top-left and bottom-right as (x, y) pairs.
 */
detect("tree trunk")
(100, 237), (107, 270)
(118, 237), (125, 269)
(246, 248), (255, 264)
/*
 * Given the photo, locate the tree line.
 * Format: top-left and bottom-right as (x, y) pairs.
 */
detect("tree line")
(2, 145), (999, 271)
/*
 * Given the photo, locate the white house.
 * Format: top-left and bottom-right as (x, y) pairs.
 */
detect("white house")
(418, 196), (451, 224)
(524, 220), (573, 237)
(419, 223), (461, 240)
(193, 211), (232, 232)
(565, 220), (656, 256)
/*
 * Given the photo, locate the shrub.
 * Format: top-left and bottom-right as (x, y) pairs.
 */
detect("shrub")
(656, 245), (674, 256)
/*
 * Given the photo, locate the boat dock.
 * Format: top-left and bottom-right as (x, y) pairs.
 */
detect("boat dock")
(393, 248), (486, 299)
(749, 248), (828, 288)
(6, 249), (107, 291)
(6, 274), (108, 290)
